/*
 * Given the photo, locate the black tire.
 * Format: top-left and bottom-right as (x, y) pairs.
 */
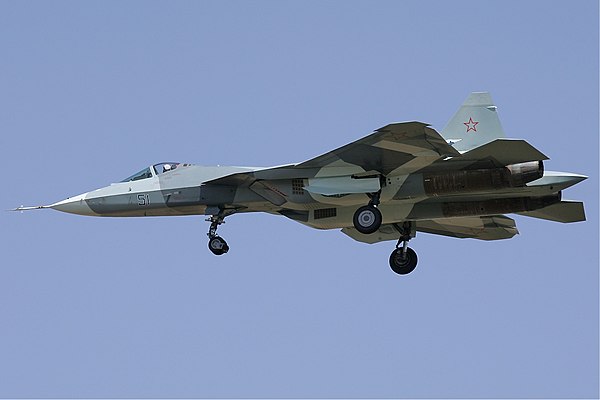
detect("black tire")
(389, 247), (418, 275)
(353, 205), (382, 234)
(208, 236), (229, 256)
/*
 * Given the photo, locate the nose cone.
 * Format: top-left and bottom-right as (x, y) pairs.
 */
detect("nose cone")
(49, 192), (96, 216)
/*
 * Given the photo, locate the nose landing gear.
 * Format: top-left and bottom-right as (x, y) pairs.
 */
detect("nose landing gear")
(206, 211), (231, 256)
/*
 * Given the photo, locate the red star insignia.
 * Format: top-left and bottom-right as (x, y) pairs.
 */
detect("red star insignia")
(464, 117), (479, 133)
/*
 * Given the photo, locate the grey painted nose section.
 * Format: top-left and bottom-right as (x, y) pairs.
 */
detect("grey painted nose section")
(49, 193), (96, 216)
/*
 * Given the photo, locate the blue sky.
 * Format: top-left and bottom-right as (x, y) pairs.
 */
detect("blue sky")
(1, 0), (598, 397)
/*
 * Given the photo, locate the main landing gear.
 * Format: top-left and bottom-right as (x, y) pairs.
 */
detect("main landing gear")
(352, 193), (419, 275)
(207, 211), (230, 256)
(388, 222), (418, 275)
(353, 191), (382, 234)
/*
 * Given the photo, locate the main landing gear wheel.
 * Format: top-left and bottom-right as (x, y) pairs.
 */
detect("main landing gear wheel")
(389, 221), (417, 275)
(353, 205), (382, 234)
(389, 247), (418, 275)
(208, 236), (229, 256)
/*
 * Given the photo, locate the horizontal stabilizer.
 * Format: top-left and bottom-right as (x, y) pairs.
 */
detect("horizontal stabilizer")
(517, 201), (585, 223)
(459, 138), (548, 166)
(526, 171), (587, 191)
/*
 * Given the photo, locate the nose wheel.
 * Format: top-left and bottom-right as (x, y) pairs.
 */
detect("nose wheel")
(208, 236), (229, 255)
(206, 210), (232, 256)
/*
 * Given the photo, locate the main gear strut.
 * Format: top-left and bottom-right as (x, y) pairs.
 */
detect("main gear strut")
(389, 221), (418, 275)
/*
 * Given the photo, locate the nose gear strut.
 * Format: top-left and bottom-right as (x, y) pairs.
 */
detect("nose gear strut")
(206, 208), (235, 256)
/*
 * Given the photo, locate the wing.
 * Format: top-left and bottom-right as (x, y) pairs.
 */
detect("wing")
(297, 121), (460, 175)
(205, 122), (460, 188)
(341, 215), (518, 244)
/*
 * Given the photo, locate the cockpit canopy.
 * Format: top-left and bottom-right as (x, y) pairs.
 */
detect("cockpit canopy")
(152, 162), (180, 175)
(120, 162), (180, 182)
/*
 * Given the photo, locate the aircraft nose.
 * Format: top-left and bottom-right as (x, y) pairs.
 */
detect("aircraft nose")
(49, 192), (96, 216)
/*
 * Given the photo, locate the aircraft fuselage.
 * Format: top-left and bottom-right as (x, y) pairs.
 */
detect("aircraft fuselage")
(50, 162), (584, 232)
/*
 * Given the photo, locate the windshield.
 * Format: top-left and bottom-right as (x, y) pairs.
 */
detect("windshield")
(153, 162), (180, 175)
(120, 167), (153, 182)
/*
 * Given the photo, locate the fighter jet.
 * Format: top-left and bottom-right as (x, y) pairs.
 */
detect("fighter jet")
(15, 92), (586, 275)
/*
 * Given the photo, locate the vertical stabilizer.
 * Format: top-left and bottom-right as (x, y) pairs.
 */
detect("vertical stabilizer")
(441, 92), (506, 152)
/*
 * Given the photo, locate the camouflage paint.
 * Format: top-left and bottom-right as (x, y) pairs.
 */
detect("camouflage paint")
(22, 92), (586, 248)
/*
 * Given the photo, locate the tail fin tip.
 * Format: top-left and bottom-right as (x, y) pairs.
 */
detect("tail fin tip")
(463, 91), (495, 106)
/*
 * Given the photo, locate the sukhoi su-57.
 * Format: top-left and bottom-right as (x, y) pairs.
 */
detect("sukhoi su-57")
(16, 92), (586, 275)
